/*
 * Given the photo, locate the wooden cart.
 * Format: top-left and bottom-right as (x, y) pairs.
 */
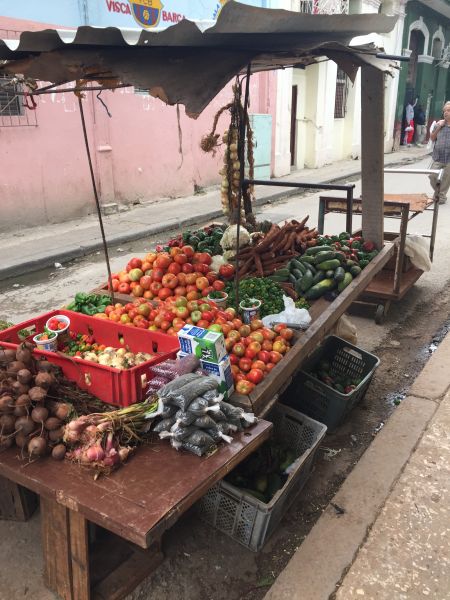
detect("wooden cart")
(317, 169), (441, 324)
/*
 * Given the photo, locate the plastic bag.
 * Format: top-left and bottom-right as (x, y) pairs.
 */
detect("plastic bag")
(159, 424), (197, 442)
(188, 397), (221, 417)
(262, 296), (311, 330)
(147, 376), (171, 394)
(158, 373), (200, 398)
(153, 417), (177, 433)
(332, 314), (357, 345)
(174, 354), (200, 376)
(404, 235), (432, 272)
(174, 410), (197, 427)
(168, 376), (219, 411)
(186, 430), (215, 448)
(149, 360), (178, 380)
(160, 404), (177, 419)
(181, 441), (216, 457)
(194, 415), (218, 429)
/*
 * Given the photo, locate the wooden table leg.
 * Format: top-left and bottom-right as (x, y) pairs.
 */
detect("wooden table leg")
(41, 496), (90, 600)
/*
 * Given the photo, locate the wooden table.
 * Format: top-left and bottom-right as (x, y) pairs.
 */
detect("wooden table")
(230, 244), (395, 415)
(0, 420), (272, 600)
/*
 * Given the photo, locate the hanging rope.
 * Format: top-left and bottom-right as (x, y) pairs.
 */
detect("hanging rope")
(77, 96), (115, 304)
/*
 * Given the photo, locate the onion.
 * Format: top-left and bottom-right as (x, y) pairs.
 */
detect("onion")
(28, 436), (47, 457)
(28, 387), (47, 403)
(67, 419), (85, 433)
(51, 444), (66, 461)
(7, 361), (27, 375)
(54, 403), (70, 421)
(0, 396), (14, 413)
(34, 372), (55, 390)
(17, 369), (32, 385)
(0, 435), (13, 449)
(16, 346), (32, 365)
(86, 446), (105, 462)
(12, 381), (30, 397)
(0, 414), (16, 434)
(44, 417), (62, 431)
(48, 427), (64, 442)
(15, 416), (36, 436)
(15, 431), (29, 448)
(31, 406), (49, 424)
(118, 447), (131, 462)
(63, 429), (81, 444)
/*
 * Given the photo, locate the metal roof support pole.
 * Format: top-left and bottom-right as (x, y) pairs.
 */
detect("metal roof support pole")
(361, 65), (384, 248)
(78, 96), (115, 304)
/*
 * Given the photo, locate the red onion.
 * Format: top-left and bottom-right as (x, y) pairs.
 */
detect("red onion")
(86, 446), (105, 462)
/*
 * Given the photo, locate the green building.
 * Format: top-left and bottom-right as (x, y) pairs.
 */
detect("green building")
(395, 0), (450, 146)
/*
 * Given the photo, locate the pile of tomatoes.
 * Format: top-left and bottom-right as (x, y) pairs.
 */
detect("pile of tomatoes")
(108, 247), (230, 300)
(95, 296), (293, 394)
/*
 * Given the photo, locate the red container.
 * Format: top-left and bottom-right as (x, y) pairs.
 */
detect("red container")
(0, 310), (179, 407)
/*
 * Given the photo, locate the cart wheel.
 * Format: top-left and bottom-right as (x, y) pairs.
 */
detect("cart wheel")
(375, 305), (385, 325)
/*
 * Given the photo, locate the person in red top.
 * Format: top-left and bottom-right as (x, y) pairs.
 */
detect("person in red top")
(429, 102), (450, 205)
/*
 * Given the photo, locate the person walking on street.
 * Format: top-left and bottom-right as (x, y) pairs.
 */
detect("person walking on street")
(403, 98), (417, 146)
(414, 104), (426, 146)
(429, 102), (450, 205)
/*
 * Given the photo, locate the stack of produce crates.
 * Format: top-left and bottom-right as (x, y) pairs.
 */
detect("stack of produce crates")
(285, 335), (380, 431)
(198, 404), (326, 551)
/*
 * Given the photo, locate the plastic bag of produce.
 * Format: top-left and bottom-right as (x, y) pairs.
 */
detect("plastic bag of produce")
(173, 354), (200, 376)
(153, 417), (177, 433)
(160, 404), (178, 419)
(262, 296), (311, 330)
(220, 401), (258, 426)
(189, 397), (221, 417)
(404, 235), (432, 272)
(194, 415), (218, 429)
(168, 376), (219, 411)
(159, 424), (197, 442)
(149, 360), (178, 380)
(158, 373), (200, 399)
(181, 441), (216, 457)
(174, 410), (197, 427)
(206, 427), (233, 444)
(186, 430), (216, 448)
(331, 314), (358, 345)
(147, 376), (171, 393)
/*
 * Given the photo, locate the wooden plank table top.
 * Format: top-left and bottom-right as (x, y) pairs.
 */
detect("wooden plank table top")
(324, 193), (432, 214)
(0, 420), (272, 549)
(230, 243), (395, 415)
(363, 266), (424, 301)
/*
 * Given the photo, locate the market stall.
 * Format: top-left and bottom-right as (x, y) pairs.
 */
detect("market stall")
(0, 2), (402, 597)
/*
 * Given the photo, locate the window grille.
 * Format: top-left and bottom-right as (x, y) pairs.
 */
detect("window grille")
(334, 68), (349, 118)
(0, 75), (37, 127)
(294, 0), (349, 14)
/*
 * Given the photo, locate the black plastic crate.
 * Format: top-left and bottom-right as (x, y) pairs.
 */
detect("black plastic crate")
(284, 335), (380, 431)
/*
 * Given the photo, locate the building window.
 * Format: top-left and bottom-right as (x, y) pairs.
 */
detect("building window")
(134, 87), (149, 95)
(0, 76), (23, 117)
(334, 68), (348, 118)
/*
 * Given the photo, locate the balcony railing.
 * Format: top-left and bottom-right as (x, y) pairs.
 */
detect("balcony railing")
(295, 0), (349, 14)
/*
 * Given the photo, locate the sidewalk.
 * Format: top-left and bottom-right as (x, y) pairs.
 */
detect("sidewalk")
(0, 146), (430, 282)
(264, 331), (450, 600)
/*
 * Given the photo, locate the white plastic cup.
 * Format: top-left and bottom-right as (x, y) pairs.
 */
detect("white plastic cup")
(239, 298), (262, 324)
(45, 314), (70, 334)
(207, 291), (228, 308)
(33, 332), (58, 352)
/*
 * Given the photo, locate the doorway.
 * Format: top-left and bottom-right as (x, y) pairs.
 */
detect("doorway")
(290, 85), (298, 166)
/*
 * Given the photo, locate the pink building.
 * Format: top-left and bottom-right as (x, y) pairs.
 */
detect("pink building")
(0, 14), (277, 231)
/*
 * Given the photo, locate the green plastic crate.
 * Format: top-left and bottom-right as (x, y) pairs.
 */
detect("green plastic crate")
(285, 335), (380, 431)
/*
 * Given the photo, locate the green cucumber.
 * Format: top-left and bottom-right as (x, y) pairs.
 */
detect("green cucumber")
(289, 259), (307, 275)
(299, 270), (314, 292)
(312, 271), (326, 284)
(292, 269), (304, 280)
(334, 267), (346, 283)
(295, 278), (304, 295)
(273, 268), (290, 277)
(325, 270), (335, 279)
(305, 245), (333, 256)
(299, 255), (316, 265)
(288, 274), (297, 285)
(305, 278), (336, 300)
(306, 264), (317, 275)
(313, 251), (336, 265)
(337, 272), (353, 292)
(317, 259), (341, 271)
(350, 265), (362, 277)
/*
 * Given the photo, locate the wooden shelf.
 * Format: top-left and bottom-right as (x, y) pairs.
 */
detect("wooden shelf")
(363, 267), (423, 301)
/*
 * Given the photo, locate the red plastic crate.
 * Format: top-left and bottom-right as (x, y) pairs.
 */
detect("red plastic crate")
(0, 310), (179, 407)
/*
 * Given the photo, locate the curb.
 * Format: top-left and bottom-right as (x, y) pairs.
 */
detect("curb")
(0, 151), (430, 282)
(264, 330), (450, 600)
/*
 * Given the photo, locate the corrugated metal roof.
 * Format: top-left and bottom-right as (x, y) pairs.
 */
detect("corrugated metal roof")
(0, 1), (397, 116)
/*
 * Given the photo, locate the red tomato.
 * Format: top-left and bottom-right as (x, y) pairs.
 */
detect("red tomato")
(182, 263), (194, 274)
(272, 340), (287, 354)
(227, 330), (241, 343)
(212, 280), (225, 291)
(248, 341), (261, 354)
(232, 343), (246, 357)
(229, 353), (239, 366)
(245, 347), (257, 359)
(167, 262), (181, 275)
(262, 340), (273, 351)
(118, 282), (130, 294)
(250, 319), (264, 331)
(150, 281), (163, 294)
(201, 311), (214, 322)
(140, 275), (152, 290)
(155, 254), (172, 270)
(158, 288), (173, 300)
(280, 328), (294, 341)
(247, 368), (264, 385)
(219, 264), (235, 279)
(129, 257), (142, 269)
(252, 360), (267, 372)
(161, 273), (178, 289)
(196, 263), (210, 275)
(197, 319), (210, 329)
(239, 324), (251, 338)
(257, 350), (271, 364)
(196, 277), (210, 291)
(261, 328), (276, 341)
(174, 253), (188, 265)
(196, 252), (212, 266)
(249, 331), (264, 344)
(269, 351), (283, 364)
(266, 362), (276, 372)
(151, 268), (164, 282)
(273, 323), (287, 334)
(235, 379), (255, 395)
(239, 357), (252, 372)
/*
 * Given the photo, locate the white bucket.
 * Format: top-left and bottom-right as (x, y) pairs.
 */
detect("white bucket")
(239, 298), (262, 324)
(45, 314), (70, 334)
(33, 332), (58, 352)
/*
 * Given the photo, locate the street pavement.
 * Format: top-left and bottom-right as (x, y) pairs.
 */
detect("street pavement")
(0, 145), (430, 282)
(265, 331), (450, 600)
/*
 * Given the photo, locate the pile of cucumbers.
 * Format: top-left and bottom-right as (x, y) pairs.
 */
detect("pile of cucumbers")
(269, 246), (362, 301)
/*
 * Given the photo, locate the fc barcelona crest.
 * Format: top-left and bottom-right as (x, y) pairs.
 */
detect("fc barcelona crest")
(128, 0), (163, 29)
